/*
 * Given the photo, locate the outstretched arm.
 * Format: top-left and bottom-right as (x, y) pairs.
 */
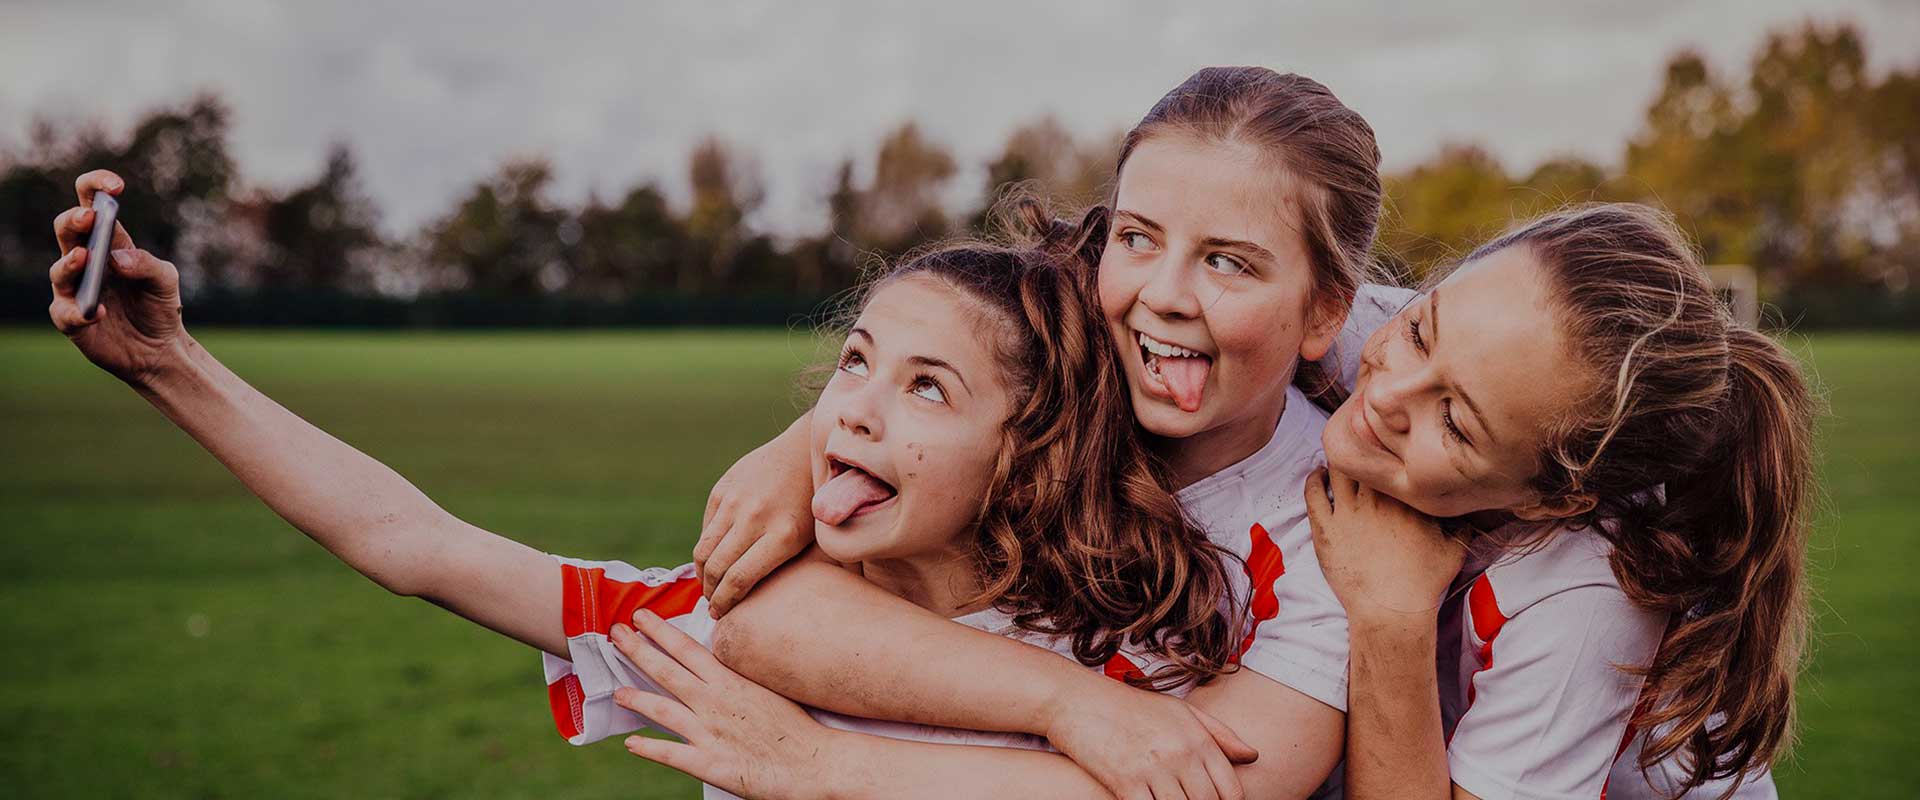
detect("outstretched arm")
(50, 170), (563, 656)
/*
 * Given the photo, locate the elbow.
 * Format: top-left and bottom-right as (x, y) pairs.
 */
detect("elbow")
(711, 591), (780, 669)
(346, 515), (447, 600)
(711, 559), (832, 674)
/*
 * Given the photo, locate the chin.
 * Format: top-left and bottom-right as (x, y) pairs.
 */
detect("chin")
(813, 517), (890, 565)
(1130, 390), (1210, 440)
(1319, 414), (1365, 471)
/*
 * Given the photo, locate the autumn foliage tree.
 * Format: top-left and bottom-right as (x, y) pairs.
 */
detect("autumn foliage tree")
(1, 19), (1911, 325)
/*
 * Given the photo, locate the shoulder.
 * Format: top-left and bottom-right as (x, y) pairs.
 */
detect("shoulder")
(1477, 524), (1630, 619)
(1458, 525), (1670, 672)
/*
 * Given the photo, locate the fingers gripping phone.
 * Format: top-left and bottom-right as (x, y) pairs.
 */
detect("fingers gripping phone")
(77, 191), (119, 320)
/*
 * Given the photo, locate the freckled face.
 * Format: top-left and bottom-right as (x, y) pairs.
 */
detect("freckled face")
(1098, 135), (1338, 451)
(808, 276), (1018, 564)
(1322, 246), (1586, 518)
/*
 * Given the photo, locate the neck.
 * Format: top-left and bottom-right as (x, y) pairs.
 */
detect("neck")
(1156, 392), (1287, 489)
(856, 547), (987, 619)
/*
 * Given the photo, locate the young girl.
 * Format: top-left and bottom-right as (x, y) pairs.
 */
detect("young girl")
(46, 172), (1251, 799)
(686, 65), (1386, 798)
(1309, 203), (1806, 799)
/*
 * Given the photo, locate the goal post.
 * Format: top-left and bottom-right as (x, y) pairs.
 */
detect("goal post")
(1707, 264), (1759, 328)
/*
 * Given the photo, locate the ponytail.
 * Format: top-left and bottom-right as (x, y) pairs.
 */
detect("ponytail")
(1626, 328), (1815, 793)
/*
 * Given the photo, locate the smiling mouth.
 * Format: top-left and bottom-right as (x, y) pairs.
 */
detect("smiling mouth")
(813, 457), (899, 526)
(1136, 330), (1213, 413)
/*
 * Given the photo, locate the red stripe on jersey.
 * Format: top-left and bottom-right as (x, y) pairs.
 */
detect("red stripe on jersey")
(547, 673), (585, 741)
(560, 563), (704, 638)
(1104, 653), (1145, 683)
(1600, 654), (1662, 799)
(1233, 523), (1286, 661)
(1464, 574), (1508, 706)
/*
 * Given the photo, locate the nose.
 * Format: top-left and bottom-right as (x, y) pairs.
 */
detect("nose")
(836, 379), (885, 440)
(1363, 349), (1421, 435)
(1136, 251), (1203, 320)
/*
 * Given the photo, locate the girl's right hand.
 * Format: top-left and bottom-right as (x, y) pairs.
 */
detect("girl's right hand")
(693, 419), (819, 616)
(49, 170), (192, 386)
(1044, 677), (1257, 800)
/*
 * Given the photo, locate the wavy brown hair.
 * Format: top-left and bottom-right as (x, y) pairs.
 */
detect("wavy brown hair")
(839, 199), (1241, 691)
(1466, 203), (1816, 798)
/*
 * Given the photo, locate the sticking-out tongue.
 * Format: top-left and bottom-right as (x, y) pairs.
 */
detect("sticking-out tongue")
(1156, 355), (1212, 412)
(812, 468), (895, 525)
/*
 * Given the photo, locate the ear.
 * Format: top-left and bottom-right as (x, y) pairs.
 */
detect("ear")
(1510, 492), (1598, 522)
(1298, 293), (1347, 363)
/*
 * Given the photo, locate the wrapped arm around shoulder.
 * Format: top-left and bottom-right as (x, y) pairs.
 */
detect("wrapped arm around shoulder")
(710, 560), (1073, 732)
(797, 730), (1117, 800)
(712, 560), (1290, 799)
(694, 408), (821, 615)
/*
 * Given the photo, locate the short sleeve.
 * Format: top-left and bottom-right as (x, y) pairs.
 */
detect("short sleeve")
(1447, 585), (1665, 800)
(1232, 515), (1351, 712)
(539, 557), (714, 746)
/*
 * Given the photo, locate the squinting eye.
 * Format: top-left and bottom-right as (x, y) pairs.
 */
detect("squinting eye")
(1205, 253), (1248, 275)
(911, 378), (947, 404)
(839, 351), (868, 376)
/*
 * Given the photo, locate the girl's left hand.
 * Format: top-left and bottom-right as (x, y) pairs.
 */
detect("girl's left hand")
(1304, 467), (1466, 625)
(609, 610), (836, 800)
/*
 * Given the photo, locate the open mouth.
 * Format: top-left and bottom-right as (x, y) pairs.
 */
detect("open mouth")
(1136, 331), (1214, 413)
(813, 457), (899, 525)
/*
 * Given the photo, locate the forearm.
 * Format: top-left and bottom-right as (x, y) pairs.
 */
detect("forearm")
(712, 560), (1085, 734)
(820, 729), (1111, 800)
(133, 336), (562, 653)
(1343, 614), (1453, 800)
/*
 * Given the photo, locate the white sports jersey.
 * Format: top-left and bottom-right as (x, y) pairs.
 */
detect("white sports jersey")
(538, 557), (1175, 800)
(1176, 383), (1349, 713)
(1605, 722), (1779, 799)
(1438, 527), (1667, 799)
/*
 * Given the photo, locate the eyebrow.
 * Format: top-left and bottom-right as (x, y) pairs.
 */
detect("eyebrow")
(1113, 210), (1277, 264)
(1113, 209), (1164, 233)
(1429, 289), (1494, 445)
(910, 355), (972, 396)
(849, 327), (973, 397)
(1200, 235), (1277, 264)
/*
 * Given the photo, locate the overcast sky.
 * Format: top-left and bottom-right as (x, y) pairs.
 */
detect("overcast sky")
(5, 0), (1916, 236)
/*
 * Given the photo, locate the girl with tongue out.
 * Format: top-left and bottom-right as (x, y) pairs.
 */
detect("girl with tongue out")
(681, 67), (1384, 799)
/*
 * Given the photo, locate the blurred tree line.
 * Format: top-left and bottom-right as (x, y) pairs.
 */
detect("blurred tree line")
(2, 20), (1911, 327)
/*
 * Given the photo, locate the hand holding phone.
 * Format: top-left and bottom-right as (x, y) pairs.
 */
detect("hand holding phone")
(76, 191), (120, 320)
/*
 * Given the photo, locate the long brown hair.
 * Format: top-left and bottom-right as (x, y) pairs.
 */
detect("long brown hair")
(843, 200), (1240, 691)
(1467, 203), (1815, 797)
(1089, 66), (1385, 403)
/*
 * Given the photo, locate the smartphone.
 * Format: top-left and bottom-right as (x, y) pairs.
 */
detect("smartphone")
(76, 191), (120, 320)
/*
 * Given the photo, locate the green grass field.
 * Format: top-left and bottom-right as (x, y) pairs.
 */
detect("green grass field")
(0, 328), (1913, 798)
